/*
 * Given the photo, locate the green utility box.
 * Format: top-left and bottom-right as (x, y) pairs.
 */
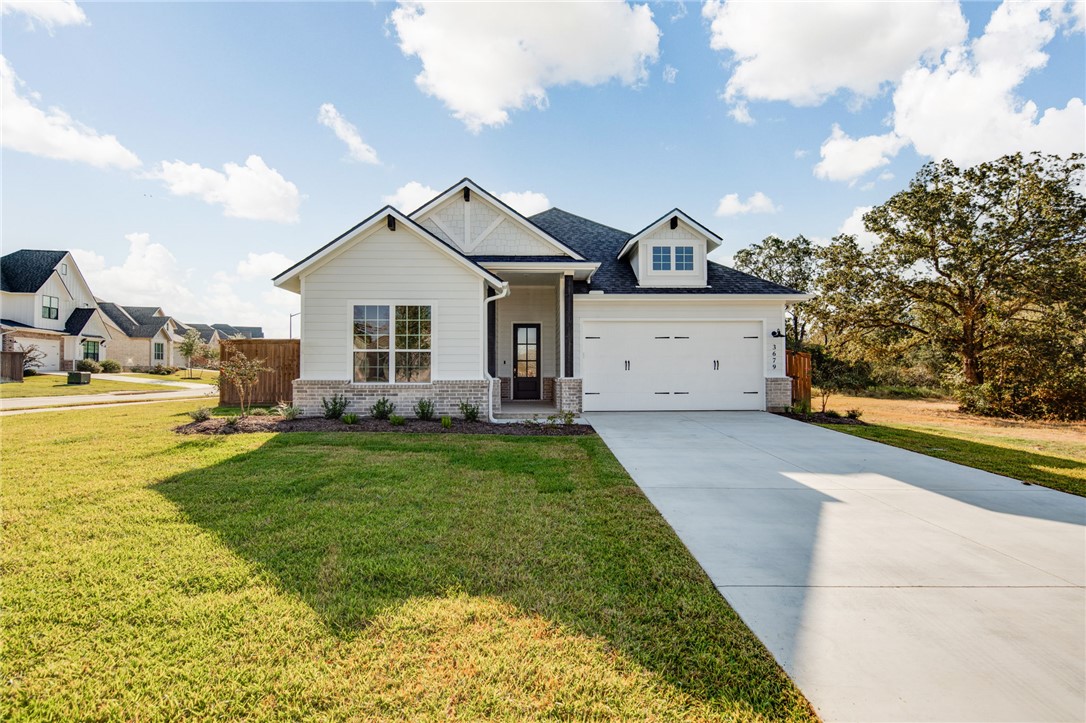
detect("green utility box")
(67, 371), (91, 385)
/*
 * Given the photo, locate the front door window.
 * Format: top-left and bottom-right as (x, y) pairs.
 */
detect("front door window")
(513, 324), (541, 400)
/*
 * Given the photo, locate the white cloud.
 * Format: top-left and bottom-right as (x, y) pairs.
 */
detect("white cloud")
(838, 206), (881, 249)
(74, 233), (299, 338)
(714, 191), (779, 216)
(2, 0), (87, 31)
(813, 125), (908, 182)
(0, 55), (140, 169)
(382, 181), (439, 212)
(662, 64), (678, 84)
(498, 191), (551, 216)
(702, 0), (966, 116)
(236, 251), (294, 281)
(149, 155), (301, 223)
(389, 1), (660, 131)
(728, 100), (753, 125)
(815, 1), (1086, 182)
(317, 103), (379, 164)
(793, 149), (809, 159)
(878, 171), (895, 181)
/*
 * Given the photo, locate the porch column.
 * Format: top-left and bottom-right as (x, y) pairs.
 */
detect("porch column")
(487, 287), (497, 377)
(563, 275), (574, 377)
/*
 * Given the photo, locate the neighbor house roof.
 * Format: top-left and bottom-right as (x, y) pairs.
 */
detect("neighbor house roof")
(530, 208), (806, 296)
(98, 302), (171, 338)
(182, 323), (219, 343)
(0, 250), (68, 293)
(231, 326), (264, 338)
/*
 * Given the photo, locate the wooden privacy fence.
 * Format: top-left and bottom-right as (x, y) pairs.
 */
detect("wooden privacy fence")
(219, 339), (300, 406)
(786, 350), (811, 407)
(1, 351), (25, 382)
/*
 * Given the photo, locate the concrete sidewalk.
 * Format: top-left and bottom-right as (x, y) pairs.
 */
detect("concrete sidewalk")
(587, 411), (1086, 723)
(1, 384), (214, 413)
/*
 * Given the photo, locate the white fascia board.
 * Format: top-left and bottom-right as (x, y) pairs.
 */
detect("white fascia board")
(616, 209), (723, 260)
(273, 206), (505, 293)
(480, 261), (599, 280)
(408, 178), (587, 261)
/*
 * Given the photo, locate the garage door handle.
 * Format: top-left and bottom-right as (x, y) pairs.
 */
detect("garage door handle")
(713, 360), (719, 370)
(624, 360), (631, 371)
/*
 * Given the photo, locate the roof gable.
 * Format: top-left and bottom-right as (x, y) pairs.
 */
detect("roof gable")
(616, 209), (723, 260)
(408, 179), (585, 261)
(274, 206), (506, 294)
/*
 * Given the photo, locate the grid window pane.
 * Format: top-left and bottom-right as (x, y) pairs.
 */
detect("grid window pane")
(82, 341), (100, 361)
(42, 295), (59, 320)
(676, 246), (694, 271)
(154, 343), (164, 361)
(395, 351), (431, 382)
(353, 305), (389, 350)
(395, 306), (431, 351)
(354, 351), (389, 382)
(652, 246), (671, 271)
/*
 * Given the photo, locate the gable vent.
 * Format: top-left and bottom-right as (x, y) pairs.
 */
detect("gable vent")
(463, 188), (471, 202)
(387, 215), (396, 231)
(670, 216), (678, 230)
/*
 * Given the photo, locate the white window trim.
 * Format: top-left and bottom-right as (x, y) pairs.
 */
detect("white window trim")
(153, 342), (165, 361)
(42, 294), (60, 319)
(348, 301), (437, 385)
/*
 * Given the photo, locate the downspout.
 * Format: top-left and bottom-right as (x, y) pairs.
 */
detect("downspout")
(484, 282), (510, 423)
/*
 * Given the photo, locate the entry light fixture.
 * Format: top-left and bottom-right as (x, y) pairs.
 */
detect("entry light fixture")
(770, 328), (784, 338)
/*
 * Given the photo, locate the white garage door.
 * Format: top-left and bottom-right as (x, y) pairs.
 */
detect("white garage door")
(581, 320), (764, 411)
(13, 336), (61, 372)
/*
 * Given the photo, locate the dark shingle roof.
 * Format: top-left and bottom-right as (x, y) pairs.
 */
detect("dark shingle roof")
(0, 250), (67, 293)
(64, 308), (96, 335)
(232, 326), (264, 339)
(98, 302), (169, 338)
(529, 208), (803, 295)
(212, 323), (241, 337)
(183, 323), (218, 343)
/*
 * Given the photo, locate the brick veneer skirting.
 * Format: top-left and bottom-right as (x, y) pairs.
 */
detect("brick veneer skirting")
(554, 378), (582, 414)
(292, 379), (491, 418)
(765, 377), (792, 412)
(500, 376), (555, 403)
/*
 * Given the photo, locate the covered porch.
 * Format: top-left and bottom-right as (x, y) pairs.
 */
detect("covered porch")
(483, 261), (592, 415)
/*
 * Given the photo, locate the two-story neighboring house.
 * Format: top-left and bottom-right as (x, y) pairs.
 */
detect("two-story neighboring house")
(0, 250), (113, 371)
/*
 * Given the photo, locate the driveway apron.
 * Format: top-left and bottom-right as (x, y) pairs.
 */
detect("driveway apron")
(586, 411), (1086, 723)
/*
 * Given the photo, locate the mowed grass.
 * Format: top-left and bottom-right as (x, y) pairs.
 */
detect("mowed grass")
(1, 402), (813, 721)
(0, 374), (155, 398)
(821, 392), (1086, 497)
(121, 369), (220, 385)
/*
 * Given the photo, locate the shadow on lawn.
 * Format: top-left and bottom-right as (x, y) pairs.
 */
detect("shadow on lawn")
(155, 432), (809, 718)
(836, 424), (1086, 500)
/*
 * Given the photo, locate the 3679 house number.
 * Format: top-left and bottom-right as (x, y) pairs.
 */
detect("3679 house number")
(770, 342), (778, 371)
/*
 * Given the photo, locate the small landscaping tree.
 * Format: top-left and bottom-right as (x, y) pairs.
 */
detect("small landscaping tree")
(218, 351), (270, 417)
(177, 328), (204, 378)
(17, 343), (46, 372)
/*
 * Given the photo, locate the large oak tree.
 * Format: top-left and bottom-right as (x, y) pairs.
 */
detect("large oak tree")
(816, 153), (1085, 416)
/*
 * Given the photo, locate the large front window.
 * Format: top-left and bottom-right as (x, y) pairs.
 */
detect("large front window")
(154, 342), (164, 361)
(42, 295), (59, 320)
(353, 304), (431, 383)
(82, 340), (100, 361)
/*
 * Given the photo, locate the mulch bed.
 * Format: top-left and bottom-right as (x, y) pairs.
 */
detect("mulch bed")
(774, 411), (868, 426)
(176, 415), (596, 436)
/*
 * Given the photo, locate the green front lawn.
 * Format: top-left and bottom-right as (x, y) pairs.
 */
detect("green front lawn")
(827, 424), (1086, 497)
(0, 374), (155, 398)
(2, 402), (813, 721)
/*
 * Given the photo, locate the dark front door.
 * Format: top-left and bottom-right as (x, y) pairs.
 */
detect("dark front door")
(513, 323), (541, 400)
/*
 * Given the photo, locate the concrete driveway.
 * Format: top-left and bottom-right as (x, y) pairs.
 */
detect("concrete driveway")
(587, 411), (1086, 723)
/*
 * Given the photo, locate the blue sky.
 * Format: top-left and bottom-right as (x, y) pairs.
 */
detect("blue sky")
(2, 0), (1083, 336)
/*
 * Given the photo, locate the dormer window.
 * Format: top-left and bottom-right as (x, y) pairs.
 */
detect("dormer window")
(652, 246), (671, 271)
(675, 246), (694, 271)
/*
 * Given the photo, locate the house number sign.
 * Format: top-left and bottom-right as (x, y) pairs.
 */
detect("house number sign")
(770, 341), (778, 371)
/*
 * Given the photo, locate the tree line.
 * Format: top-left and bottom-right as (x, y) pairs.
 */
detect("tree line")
(733, 153), (1085, 421)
